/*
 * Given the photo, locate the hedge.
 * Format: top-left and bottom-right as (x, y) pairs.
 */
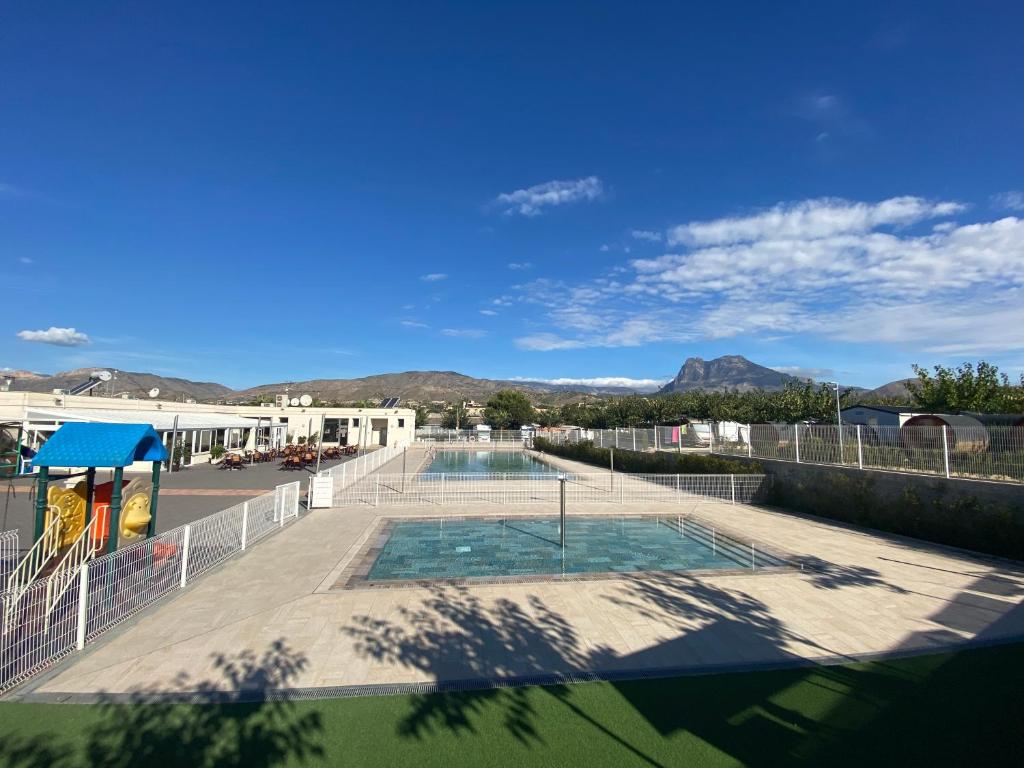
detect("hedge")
(532, 438), (762, 475)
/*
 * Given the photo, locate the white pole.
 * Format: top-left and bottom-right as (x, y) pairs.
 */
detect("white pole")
(315, 412), (326, 474)
(279, 486), (285, 528)
(709, 423), (715, 453)
(654, 427), (659, 452)
(730, 474), (736, 504)
(794, 423), (801, 463)
(632, 429), (636, 451)
(168, 414), (179, 473)
(747, 425), (753, 458)
(241, 501), (249, 550)
(179, 524), (191, 588)
(834, 383), (844, 463)
(374, 478), (380, 507)
(942, 426), (951, 479)
(856, 425), (864, 470)
(75, 562), (89, 650)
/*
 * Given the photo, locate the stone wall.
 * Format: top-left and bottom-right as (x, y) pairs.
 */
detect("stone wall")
(726, 455), (1024, 561)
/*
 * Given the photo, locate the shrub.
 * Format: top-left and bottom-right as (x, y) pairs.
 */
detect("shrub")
(533, 437), (762, 475)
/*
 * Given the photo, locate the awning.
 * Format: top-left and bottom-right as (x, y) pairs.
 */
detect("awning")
(34, 422), (167, 468)
(26, 408), (262, 431)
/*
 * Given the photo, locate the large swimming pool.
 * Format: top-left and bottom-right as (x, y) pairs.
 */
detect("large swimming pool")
(359, 515), (786, 583)
(423, 450), (554, 475)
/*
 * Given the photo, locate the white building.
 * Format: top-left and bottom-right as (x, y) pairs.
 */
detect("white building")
(0, 391), (415, 472)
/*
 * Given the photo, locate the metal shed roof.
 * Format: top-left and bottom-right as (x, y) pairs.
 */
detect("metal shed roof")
(26, 408), (261, 431)
(33, 422), (167, 468)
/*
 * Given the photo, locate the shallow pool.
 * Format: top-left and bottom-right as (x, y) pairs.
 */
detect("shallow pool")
(364, 515), (784, 582)
(423, 450), (554, 475)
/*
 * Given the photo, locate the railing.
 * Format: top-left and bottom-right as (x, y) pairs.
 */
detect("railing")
(333, 472), (766, 507)
(0, 531), (17, 592)
(4, 513), (61, 607)
(709, 423), (1024, 483)
(318, 443), (406, 491)
(44, 516), (102, 625)
(0, 480), (304, 695)
(549, 424), (1024, 484)
(415, 429), (532, 444)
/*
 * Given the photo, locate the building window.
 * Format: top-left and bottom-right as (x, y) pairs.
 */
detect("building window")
(198, 430), (212, 453)
(352, 418), (360, 427)
(397, 419), (405, 428)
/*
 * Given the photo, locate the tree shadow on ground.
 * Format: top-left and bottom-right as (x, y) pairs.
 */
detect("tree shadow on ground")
(0, 639), (323, 768)
(790, 555), (909, 593)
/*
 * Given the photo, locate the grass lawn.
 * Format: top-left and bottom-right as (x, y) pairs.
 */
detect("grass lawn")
(1, 642), (1022, 767)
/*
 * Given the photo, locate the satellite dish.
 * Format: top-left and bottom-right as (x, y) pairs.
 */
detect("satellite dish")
(94, 370), (113, 382)
(149, 388), (160, 398)
(299, 394), (313, 407)
(290, 397), (300, 407)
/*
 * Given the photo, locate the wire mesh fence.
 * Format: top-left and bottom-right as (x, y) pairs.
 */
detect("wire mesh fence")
(332, 472), (766, 507)
(415, 429), (532, 444)
(547, 422), (1024, 484)
(318, 444), (406, 490)
(0, 479), (304, 695)
(0, 530), (17, 590)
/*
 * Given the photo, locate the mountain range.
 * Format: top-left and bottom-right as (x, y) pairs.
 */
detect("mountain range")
(2, 357), (914, 405)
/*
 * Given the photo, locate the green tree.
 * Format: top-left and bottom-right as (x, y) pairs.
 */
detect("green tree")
(909, 362), (1012, 412)
(442, 402), (468, 429)
(483, 390), (536, 429)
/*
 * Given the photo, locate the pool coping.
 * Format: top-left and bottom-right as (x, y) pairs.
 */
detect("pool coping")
(331, 512), (796, 591)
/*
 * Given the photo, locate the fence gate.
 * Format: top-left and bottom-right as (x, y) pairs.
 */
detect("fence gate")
(274, 481), (301, 523)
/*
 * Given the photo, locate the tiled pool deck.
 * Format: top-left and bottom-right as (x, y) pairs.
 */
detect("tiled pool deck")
(17, 450), (1024, 699)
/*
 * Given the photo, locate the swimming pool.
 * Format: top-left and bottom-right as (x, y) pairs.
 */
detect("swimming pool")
(354, 515), (786, 584)
(423, 450), (554, 475)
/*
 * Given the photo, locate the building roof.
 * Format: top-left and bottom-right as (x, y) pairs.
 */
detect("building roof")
(26, 407), (260, 431)
(840, 405), (917, 415)
(34, 422), (167, 468)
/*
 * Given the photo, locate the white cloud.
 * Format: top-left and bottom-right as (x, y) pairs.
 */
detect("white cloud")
(507, 262), (532, 270)
(401, 320), (428, 328)
(599, 244), (610, 252)
(17, 327), (91, 346)
(667, 196), (963, 247)
(514, 376), (669, 391)
(631, 229), (663, 243)
(508, 195), (1024, 355)
(19, 257), (33, 264)
(479, 309), (499, 316)
(441, 328), (487, 339)
(420, 273), (448, 282)
(495, 176), (602, 217)
(992, 191), (1024, 212)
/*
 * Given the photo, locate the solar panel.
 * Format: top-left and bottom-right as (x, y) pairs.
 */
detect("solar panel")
(378, 397), (401, 408)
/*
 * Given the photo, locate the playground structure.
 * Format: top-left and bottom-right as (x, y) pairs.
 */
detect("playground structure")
(4, 423), (167, 622)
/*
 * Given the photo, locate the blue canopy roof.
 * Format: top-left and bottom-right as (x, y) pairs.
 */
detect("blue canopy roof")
(33, 422), (168, 468)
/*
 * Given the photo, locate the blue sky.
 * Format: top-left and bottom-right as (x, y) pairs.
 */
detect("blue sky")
(3, 2), (1023, 390)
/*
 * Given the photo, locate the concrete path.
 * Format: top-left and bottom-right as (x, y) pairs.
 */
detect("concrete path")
(24, 453), (1024, 698)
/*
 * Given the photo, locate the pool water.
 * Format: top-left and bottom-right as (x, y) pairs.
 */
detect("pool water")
(423, 450), (554, 475)
(365, 515), (783, 582)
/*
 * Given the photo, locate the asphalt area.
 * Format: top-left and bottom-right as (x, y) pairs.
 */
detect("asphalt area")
(1, 452), (361, 550)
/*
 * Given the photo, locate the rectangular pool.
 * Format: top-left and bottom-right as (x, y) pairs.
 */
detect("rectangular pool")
(358, 515), (785, 584)
(423, 450), (554, 475)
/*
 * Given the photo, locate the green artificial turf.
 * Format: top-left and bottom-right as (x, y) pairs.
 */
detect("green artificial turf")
(1, 643), (1022, 767)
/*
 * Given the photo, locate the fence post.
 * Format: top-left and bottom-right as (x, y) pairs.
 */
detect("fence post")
(709, 423), (714, 453)
(374, 478), (380, 507)
(747, 425), (753, 458)
(730, 474), (736, 504)
(632, 429), (637, 451)
(179, 524), (191, 588)
(942, 426), (951, 479)
(293, 482), (300, 518)
(75, 562), (89, 650)
(279, 486), (286, 528)
(654, 427), (659, 452)
(794, 423), (801, 463)
(856, 425), (863, 470)
(241, 501), (249, 551)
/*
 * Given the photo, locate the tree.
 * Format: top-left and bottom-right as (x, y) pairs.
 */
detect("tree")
(909, 362), (1014, 412)
(483, 390), (535, 429)
(442, 402), (468, 429)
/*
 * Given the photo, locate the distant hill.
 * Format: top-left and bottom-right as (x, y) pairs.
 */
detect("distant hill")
(859, 378), (917, 402)
(659, 355), (802, 393)
(6, 367), (233, 402)
(228, 370), (635, 405)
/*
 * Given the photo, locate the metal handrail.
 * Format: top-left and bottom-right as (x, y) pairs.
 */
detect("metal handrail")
(3, 511), (62, 635)
(45, 516), (102, 624)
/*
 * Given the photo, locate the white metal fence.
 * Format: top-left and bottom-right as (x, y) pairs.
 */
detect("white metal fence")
(546, 423), (1024, 484)
(0, 480), (303, 695)
(318, 444), (406, 491)
(416, 429), (532, 444)
(332, 472), (766, 507)
(708, 423), (1024, 483)
(0, 531), (17, 590)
